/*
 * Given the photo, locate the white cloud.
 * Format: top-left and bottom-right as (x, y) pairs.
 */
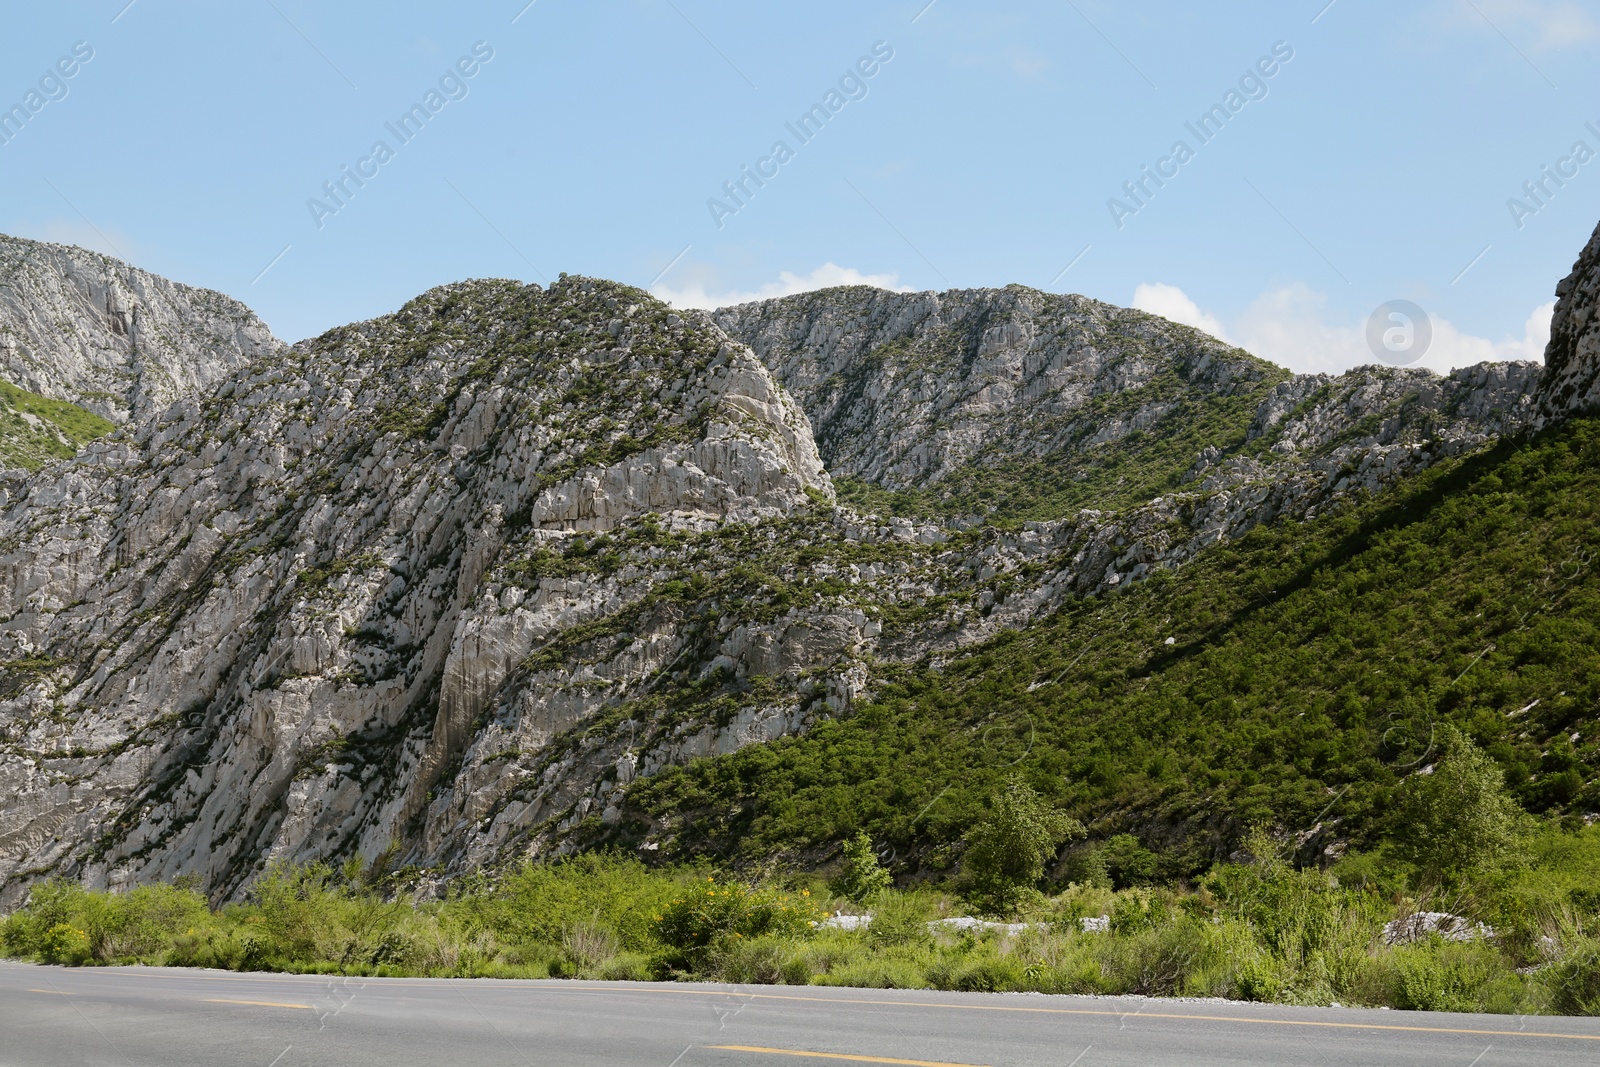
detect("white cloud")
(1442, 0), (1600, 48)
(652, 262), (915, 310)
(1233, 284), (1364, 375)
(1135, 281), (1554, 376)
(1132, 282), (1230, 341)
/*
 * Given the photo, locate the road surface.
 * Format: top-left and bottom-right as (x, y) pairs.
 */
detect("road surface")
(3, 961), (1598, 1065)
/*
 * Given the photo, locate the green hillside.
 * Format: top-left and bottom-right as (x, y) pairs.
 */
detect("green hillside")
(0, 379), (115, 470)
(616, 419), (1600, 877)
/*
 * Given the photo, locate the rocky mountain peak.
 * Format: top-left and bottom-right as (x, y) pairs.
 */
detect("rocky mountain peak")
(0, 234), (284, 424)
(716, 284), (1279, 504)
(0, 272), (829, 900)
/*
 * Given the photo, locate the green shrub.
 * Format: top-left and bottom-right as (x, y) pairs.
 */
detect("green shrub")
(1545, 937), (1600, 1015)
(702, 935), (812, 985)
(865, 891), (936, 950)
(653, 878), (820, 965)
(811, 945), (933, 989)
(1391, 941), (1502, 1012)
(1101, 835), (1159, 889)
(927, 946), (1029, 993)
(1397, 726), (1529, 879)
(962, 775), (1084, 917)
(40, 923), (92, 965)
(1097, 918), (1210, 996)
(488, 853), (687, 954)
(830, 831), (893, 904)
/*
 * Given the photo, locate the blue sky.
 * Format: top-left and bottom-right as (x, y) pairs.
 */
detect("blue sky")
(2, 1), (1597, 374)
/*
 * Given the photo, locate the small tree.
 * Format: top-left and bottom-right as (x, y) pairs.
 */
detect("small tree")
(830, 831), (893, 904)
(1397, 725), (1526, 878)
(962, 774), (1084, 916)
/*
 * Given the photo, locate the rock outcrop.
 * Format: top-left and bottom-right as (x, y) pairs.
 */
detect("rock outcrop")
(1537, 219), (1600, 422)
(0, 275), (830, 901)
(0, 235), (284, 424)
(714, 285), (1277, 493)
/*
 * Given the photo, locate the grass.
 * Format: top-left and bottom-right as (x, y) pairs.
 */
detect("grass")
(5, 839), (1600, 1014)
(0, 379), (115, 470)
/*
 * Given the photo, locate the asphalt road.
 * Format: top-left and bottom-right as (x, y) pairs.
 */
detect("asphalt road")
(4, 961), (1599, 1066)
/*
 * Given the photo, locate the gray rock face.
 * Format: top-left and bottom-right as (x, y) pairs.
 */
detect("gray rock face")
(0, 275), (829, 900)
(715, 285), (1275, 492)
(1537, 219), (1600, 422)
(0, 235), (284, 424)
(0, 231), (1573, 902)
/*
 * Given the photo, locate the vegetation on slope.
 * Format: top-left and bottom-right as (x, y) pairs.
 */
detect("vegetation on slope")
(833, 376), (1279, 525)
(619, 418), (1600, 876)
(9, 392), (1600, 1014)
(0, 379), (114, 470)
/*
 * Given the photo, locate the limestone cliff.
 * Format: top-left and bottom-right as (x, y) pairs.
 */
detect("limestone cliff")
(0, 275), (828, 900)
(0, 234), (283, 424)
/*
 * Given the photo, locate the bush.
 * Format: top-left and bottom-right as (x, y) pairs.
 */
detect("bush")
(653, 878), (821, 968)
(40, 923), (92, 965)
(865, 891), (936, 950)
(1391, 941), (1502, 1012)
(830, 832), (892, 904)
(488, 853), (685, 954)
(701, 936), (812, 985)
(963, 774), (1084, 917)
(1101, 835), (1159, 889)
(1397, 726), (1528, 879)
(1545, 937), (1600, 1015)
(1097, 917), (1210, 996)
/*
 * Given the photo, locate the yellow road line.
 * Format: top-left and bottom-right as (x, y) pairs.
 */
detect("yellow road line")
(26, 988), (73, 995)
(708, 1045), (989, 1067)
(603, 986), (1600, 1043)
(203, 997), (313, 1010)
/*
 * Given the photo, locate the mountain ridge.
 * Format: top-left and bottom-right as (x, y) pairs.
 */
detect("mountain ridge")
(0, 226), (1591, 902)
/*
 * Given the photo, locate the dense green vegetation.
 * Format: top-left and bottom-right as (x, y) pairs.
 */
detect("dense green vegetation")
(621, 419), (1600, 876)
(0, 378), (114, 470)
(7, 814), (1600, 1013)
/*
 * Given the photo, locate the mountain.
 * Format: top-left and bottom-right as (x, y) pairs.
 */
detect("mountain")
(717, 284), (1539, 524)
(0, 221), (1593, 903)
(0, 275), (828, 899)
(715, 286), (1286, 522)
(0, 235), (283, 425)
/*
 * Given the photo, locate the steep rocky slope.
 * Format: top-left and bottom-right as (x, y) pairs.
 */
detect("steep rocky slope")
(0, 235), (283, 424)
(716, 287), (1282, 519)
(1538, 218), (1600, 422)
(0, 224), (1587, 902)
(0, 276), (834, 900)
